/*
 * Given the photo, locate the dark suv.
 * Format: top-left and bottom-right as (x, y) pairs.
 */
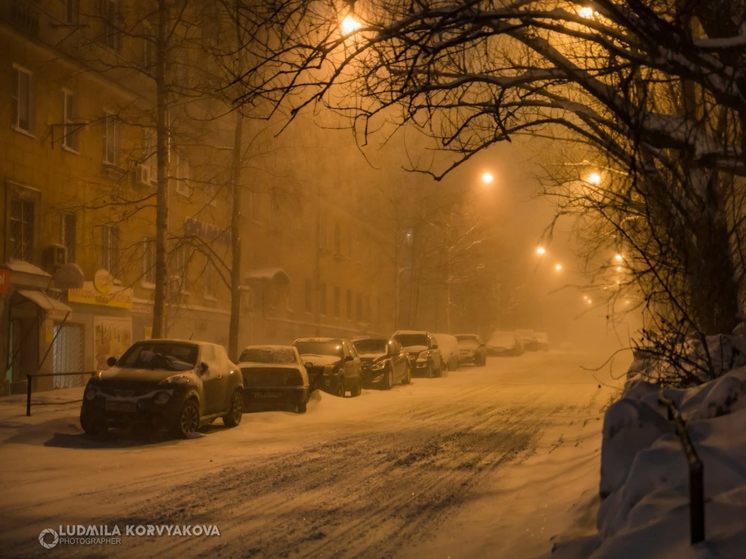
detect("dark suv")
(392, 330), (445, 378)
(293, 337), (363, 397)
(80, 340), (244, 438)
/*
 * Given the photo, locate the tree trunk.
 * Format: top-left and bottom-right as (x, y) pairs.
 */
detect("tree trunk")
(152, 0), (170, 339)
(228, 111), (243, 360)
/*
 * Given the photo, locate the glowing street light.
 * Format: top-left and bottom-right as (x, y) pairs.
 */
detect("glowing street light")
(578, 6), (595, 19)
(585, 171), (602, 186)
(341, 14), (362, 35)
(480, 171), (495, 186)
(535, 245), (546, 256)
(554, 263), (563, 272)
(613, 253), (623, 263)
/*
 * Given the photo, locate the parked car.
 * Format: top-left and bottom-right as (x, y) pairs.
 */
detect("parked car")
(534, 331), (550, 351)
(455, 334), (487, 366)
(80, 339), (243, 439)
(352, 337), (411, 388)
(433, 333), (460, 371)
(293, 337), (363, 397)
(391, 330), (445, 378)
(486, 330), (524, 356)
(237, 345), (309, 413)
(515, 329), (541, 351)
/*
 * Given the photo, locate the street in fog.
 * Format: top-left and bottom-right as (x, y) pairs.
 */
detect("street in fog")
(0, 350), (621, 558)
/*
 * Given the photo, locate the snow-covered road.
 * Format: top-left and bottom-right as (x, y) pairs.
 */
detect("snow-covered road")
(0, 350), (625, 558)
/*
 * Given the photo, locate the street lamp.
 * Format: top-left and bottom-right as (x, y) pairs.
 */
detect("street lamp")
(585, 171), (602, 186)
(578, 6), (595, 19)
(535, 245), (546, 256)
(480, 171), (495, 186)
(341, 14), (362, 35)
(554, 263), (563, 272)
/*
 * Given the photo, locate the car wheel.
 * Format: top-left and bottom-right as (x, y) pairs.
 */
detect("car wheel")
(173, 398), (200, 438)
(426, 363), (434, 378)
(80, 407), (107, 438)
(223, 390), (243, 427)
(351, 377), (362, 397)
(335, 377), (346, 397)
(383, 368), (393, 390)
(402, 367), (412, 385)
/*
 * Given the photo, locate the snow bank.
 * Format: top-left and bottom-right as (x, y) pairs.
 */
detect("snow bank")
(552, 361), (746, 558)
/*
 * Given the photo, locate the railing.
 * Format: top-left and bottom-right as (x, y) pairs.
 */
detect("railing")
(26, 372), (96, 417)
(658, 393), (705, 544)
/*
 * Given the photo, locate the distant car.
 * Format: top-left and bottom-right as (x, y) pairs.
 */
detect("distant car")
(486, 331), (524, 356)
(534, 332), (550, 351)
(392, 330), (445, 378)
(515, 329), (541, 351)
(80, 339), (243, 439)
(293, 337), (363, 397)
(455, 334), (487, 366)
(237, 345), (309, 413)
(352, 337), (411, 388)
(433, 333), (460, 371)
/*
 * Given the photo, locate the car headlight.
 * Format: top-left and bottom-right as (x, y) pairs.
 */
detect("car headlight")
(416, 351), (429, 362)
(84, 384), (97, 400)
(153, 391), (171, 405)
(371, 360), (386, 370)
(159, 375), (191, 386)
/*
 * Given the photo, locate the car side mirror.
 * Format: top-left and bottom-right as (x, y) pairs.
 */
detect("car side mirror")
(106, 356), (117, 367)
(198, 362), (209, 374)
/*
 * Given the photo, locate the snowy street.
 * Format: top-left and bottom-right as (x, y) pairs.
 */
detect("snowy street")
(0, 350), (621, 558)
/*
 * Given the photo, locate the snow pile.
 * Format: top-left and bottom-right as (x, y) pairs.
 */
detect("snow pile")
(626, 327), (746, 386)
(552, 365), (746, 558)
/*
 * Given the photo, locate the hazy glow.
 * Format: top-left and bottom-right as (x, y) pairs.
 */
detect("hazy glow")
(554, 263), (563, 272)
(481, 171), (495, 185)
(615, 266), (623, 273)
(341, 15), (362, 35)
(586, 171), (602, 185)
(613, 253), (623, 263)
(578, 6), (595, 19)
(535, 246), (546, 256)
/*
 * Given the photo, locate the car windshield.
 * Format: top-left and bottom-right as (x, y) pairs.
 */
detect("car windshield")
(239, 347), (296, 364)
(353, 339), (387, 354)
(118, 343), (197, 371)
(295, 340), (343, 357)
(393, 333), (429, 347)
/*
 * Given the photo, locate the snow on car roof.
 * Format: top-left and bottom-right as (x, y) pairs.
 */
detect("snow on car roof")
(393, 329), (428, 335)
(241, 344), (296, 351)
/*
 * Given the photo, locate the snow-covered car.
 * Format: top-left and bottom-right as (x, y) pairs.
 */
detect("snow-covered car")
(80, 339), (243, 439)
(237, 345), (309, 413)
(455, 334), (487, 366)
(391, 330), (445, 378)
(352, 337), (411, 388)
(293, 337), (363, 397)
(515, 329), (541, 351)
(534, 331), (550, 351)
(433, 333), (460, 371)
(486, 331), (524, 356)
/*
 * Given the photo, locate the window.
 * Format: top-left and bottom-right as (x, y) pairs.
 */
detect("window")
(62, 89), (80, 152)
(65, 0), (79, 25)
(8, 187), (37, 261)
(319, 282), (327, 315)
(62, 213), (77, 262)
(12, 65), (33, 133)
(333, 286), (340, 318)
(346, 289), (352, 320)
(145, 129), (157, 183)
(101, 0), (120, 50)
(304, 278), (313, 313)
(203, 263), (216, 300)
(142, 237), (155, 285)
(142, 22), (154, 71)
(103, 112), (118, 165)
(356, 293), (363, 321)
(174, 151), (192, 196)
(250, 190), (261, 221)
(100, 225), (120, 278)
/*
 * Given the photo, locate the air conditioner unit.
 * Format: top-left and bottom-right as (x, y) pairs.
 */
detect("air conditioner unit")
(42, 244), (67, 273)
(133, 164), (151, 186)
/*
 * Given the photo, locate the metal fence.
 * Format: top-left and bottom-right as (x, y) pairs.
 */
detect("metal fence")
(26, 372), (96, 417)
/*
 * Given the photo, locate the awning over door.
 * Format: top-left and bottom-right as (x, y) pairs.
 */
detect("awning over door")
(15, 289), (72, 320)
